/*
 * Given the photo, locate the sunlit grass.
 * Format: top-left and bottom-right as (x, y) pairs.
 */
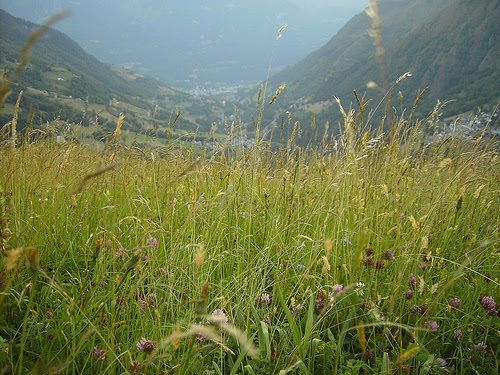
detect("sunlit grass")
(1, 101), (498, 374)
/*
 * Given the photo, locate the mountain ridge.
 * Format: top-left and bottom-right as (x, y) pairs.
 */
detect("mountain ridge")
(268, 0), (499, 130)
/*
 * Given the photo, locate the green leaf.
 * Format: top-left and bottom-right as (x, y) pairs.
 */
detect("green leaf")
(244, 365), (257, 375)
(381, 352), (391, 375)
(258, 320), (271, 361)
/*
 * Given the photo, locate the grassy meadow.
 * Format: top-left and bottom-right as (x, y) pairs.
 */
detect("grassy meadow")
(1, 100), (499, 374)
(0, 5), (499, 374)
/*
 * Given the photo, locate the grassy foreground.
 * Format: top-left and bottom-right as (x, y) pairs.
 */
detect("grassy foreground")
(0, 109), (499, 374)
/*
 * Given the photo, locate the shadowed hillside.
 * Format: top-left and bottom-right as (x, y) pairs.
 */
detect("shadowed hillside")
(269, 0), (499, 131)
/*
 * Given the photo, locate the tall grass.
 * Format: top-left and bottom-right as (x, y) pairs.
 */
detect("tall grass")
(0, 6), (499, 374)
(1, 96), (498, 374)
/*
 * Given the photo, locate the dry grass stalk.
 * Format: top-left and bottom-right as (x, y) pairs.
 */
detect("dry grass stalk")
(269, 83), (286, 105)
(321, 256), (331, 275)
(396, 345), (421, 364)
(195, 244), (205, 267)
(10, 90), (23, 153)
(113, 113), (125, 138)
(366, 0), (388, 91)
(334, 97), (357, 156)
(218, 322), (259, 358)
(73, 163), (119, 194)
(324, 239), (333, 256)
(357, 323), (366, 355)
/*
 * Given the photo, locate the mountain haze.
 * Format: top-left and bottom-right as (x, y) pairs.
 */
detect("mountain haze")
(384, 0), (499, 113)
(0, 0), (366, 88)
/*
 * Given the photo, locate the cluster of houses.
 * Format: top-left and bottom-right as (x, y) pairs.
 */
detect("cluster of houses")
(435, 110), (499, 141)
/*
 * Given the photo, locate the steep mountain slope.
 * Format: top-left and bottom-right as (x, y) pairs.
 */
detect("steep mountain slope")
(0, 10), (224, 137)
(0, 0), (365, 88)
(270, 0), (499, 126)
(383, 0), (499, 114)
(272, 0), (450, 102)
(0, 9), (160, 105)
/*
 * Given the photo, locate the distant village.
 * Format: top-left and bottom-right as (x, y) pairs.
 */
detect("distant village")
(434, 110), (499, 142)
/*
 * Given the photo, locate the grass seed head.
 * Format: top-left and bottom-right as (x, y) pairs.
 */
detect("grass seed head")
(195, 244), (205, 267)
(321, 256), (331, 274)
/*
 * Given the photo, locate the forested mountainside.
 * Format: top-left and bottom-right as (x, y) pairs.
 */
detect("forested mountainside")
(269, 0), (499, 130)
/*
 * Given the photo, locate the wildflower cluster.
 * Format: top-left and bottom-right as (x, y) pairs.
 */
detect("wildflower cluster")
(146, 237), (158, 248)
(424, 320), (439, 331)
(315, 290), (327, 313)
(332, 284), (343, 293)
(448, 297), (460, 309)
(93, 346), (107, 361)
(259, 293), (271, 305)
(361, 247), (396, 269)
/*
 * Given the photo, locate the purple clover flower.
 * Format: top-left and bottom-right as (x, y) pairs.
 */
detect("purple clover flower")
(364, 348), (374, 362)
(409, 305), (422, 315)
(424, 320), (439, 331)
(146, 237), (158, 247)
(473, 342), (486, 352)
(138, 298), (147, 311)
(361, 257), (375, 266)
(452, 329), (463, 342)
(448, 297), (461, 309)
(382, 249), (395, 261)
(418, 263), (428, 270)
(136, 337), (156, 354)
(93, 346), (107, 361)
(130, 361), (144, 374)
(315, 297), (325, 312)
(210, 309), (228, 324)
(408, 274), (416, 289)
(480, 296), (496, 313)
(405, 290), (414, 299)
(332, 284), (343, 293)
(260, 293), (271, 305)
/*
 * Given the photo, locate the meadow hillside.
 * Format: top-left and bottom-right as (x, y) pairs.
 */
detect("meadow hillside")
(0, 2), (499, 374)
(0, 103), (499, 373)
